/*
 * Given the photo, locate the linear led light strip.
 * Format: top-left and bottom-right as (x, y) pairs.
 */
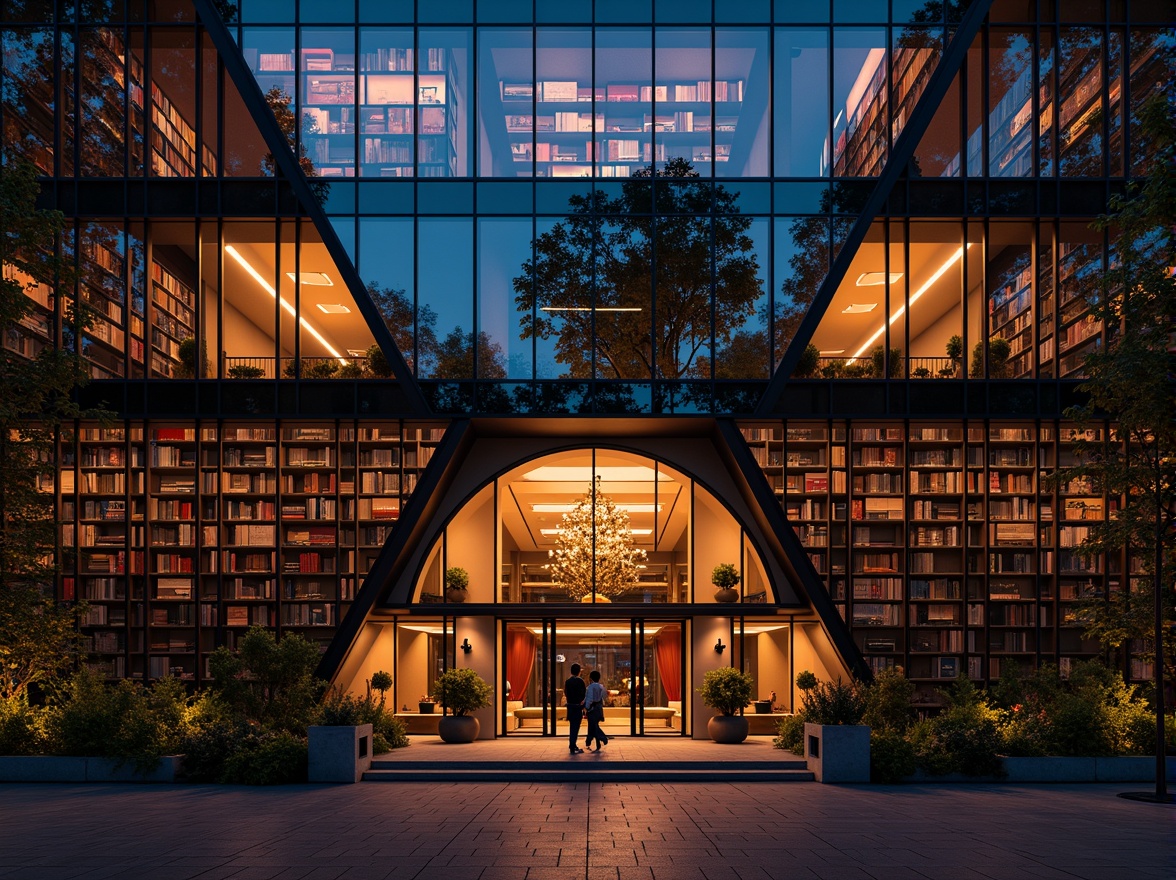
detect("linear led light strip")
(541, 306), (642, 312)
(848, 243), (973, 362)
(225, 245), (348, 365)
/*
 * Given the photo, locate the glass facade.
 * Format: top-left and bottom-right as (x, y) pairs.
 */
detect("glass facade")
(0, 1), (1169, 727)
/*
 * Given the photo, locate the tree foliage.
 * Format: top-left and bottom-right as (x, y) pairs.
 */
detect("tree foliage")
(514, 158), (762, 379)
(207, 626), (323, 733)
(0, 154), (108, 699)
(1051, 94), (1176, 676)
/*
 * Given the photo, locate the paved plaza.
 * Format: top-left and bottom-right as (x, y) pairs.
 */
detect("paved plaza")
(0, 776), (1171, 880)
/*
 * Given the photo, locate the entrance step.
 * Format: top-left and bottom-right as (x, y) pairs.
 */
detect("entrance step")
(364, 758), (813, 783)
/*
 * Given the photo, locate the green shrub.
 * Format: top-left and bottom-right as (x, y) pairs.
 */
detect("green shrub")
(0, 693), (46, 755)
(910, 681), (1004, 777)
(220, 731), (308, 785)
(697, 666), (754, 716)
(227, 364), (265, 379)
(862, 666), (915, 734)
(794, 344), (820, 378)
(870, 729), (916, 784)
(365, 344), (393, 378)
(208, 626), (324, 733)
(794, 670), (818, 692)
(710, 563), (739, 588)
(773, 713), (805, 753)
(48, 670), (175, 773)
(302, 359), (340, 378)
(801, 677), (865, 725)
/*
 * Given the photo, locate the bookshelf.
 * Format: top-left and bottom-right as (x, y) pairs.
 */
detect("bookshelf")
(742, 417), (1120, 701)
(987, 246), (1034, 378)
(497, 77), (745, 178)
(147, 259), (196, 379)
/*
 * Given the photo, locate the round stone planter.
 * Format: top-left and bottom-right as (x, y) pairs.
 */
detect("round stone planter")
(707, 715), (749, 744)
(438, 715), (480, 743)
(713, 587), (739, 603)
(445, 587), (468, 603)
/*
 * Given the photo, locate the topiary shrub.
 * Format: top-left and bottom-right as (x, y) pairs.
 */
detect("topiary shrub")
(302, 359), (340, 378)
(227, 364), (266, 379)
(432, 668), (492, 716)
(793, 344), (820, 378)
(862, 666), (915, 734)
(710, 563), (739, 588)
(698, 666), (755, 716)
(870, 729), (917, 784)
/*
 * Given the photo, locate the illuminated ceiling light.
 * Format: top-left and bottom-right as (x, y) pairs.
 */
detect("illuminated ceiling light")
(741, 623), (791, 634)
(541, 306), (643, 312)
(225, 245), (347, 365)
(841, 303), (878, 314)
(523, 466), (672, 482)
(849, 243), (973, 362)
(286, 271), (334, 286)
(855, 272), (903, 287)
(531, 502), (662, 513)
(819, 349), (845, 356)
(527, 626), (662, 636)
(397, 624), (446, 634)
(316, 303), (350, 314)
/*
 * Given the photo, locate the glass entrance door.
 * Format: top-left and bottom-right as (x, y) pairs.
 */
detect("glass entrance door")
(503, 618), (685, 736)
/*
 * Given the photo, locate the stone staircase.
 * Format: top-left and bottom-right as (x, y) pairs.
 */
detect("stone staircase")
(364, 757), (814, 783)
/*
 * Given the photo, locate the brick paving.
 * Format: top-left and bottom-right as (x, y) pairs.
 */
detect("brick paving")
(0, 775), (1171, 880)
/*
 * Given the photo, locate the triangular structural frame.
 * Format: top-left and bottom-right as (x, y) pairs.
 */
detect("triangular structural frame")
(191, 0), (429, 413)
(317, 418), (868, 683)
(755, 0), (994, 416)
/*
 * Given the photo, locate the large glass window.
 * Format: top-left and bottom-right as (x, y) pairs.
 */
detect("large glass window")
(773, 28), (830, 178)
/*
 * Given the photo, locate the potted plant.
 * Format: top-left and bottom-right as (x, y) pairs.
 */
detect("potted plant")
(698, 666), (754, 744)
(227, 364), (265, 379)
(432, 668), (493, 743)
(444, 566), (470, 603)
(418, 694), (435, 714)
(970, 337), (1012, 378)
(711, 563), (740, 603)
(944, 334), (963, 377)
(175, 336), (207, 379)
(793, 344), (820, 378)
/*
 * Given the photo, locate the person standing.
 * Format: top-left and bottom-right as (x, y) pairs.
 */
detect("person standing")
(584, 669), (609, 751)
(564, 663), (586, 754)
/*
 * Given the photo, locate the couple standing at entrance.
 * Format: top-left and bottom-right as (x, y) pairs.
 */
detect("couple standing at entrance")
(565, 663), (609, 753)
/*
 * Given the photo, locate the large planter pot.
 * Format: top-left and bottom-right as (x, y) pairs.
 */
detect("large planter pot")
(418, 701), (436, 714)
(445, 587), (468, 603)
(804, 722), (870, 783)
(707, 715), (749, 744)
(308, 723), (373, 784)
(438, 714), (480, 743)
(713, 586), (739, 603)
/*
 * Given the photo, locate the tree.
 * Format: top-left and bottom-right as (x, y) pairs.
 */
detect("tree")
(514, 158), (762, 380)
(363, 283), (440, 376)
(433, 328), (507, 380)
(0, 154), (107, 699)
(1051, 94), (1175, 801)
(207, 625), (323, 733)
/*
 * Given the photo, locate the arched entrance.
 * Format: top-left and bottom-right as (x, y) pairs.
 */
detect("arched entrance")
(326, 423), (856, 740)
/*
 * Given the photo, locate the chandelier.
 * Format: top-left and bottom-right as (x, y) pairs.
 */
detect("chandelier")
(545, 478), (648, 601)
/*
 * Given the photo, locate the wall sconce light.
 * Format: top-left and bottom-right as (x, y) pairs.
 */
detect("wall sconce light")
(714, 638), (726, 655)
(461, 638), (473, 655)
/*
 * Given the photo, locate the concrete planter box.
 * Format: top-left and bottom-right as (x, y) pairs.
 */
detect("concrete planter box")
(308, 723), (373, 784)
(0, 755), (183, 783)
(910, 756), (1176, 784)
(804, 723), (870, 783)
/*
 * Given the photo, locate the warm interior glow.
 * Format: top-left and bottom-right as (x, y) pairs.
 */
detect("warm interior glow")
(523, 466), (671, 482)
(841, 303), (878, 314)
(527, 626), (662, 636)
(848, 243), (972, 362)
(531, 502), (662, 513)
(540, 527), (652, 535)
(287, 271), (334, 286)
(855, 272), (903, 287)
(225, 245), (348, 364)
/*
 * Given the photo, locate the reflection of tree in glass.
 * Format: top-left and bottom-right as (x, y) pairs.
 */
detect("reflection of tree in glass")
(362, 283), (505, 380)
(514, 158), (762, 380)
(263, 86), (318, 180)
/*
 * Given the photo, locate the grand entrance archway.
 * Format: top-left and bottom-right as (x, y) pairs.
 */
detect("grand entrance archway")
(504, 619), (686, 737)
(326, 421), (860, 740)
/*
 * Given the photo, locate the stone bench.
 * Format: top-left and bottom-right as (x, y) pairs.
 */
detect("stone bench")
(513, 706), (679, 728)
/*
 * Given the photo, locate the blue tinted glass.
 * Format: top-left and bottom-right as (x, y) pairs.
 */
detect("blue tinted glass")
(299, 0), (350, 22)
(477, 0), (534, 22)
(655, 0), (711, 23)
(833, 0), (887, 23)
(242, 0), (296, 23)
(359, 0), (415, 23)
(418, 181), (475, 213)
(717, 0), (770, 23)
(597, 0), (652, 24)
(359, 181), (414, 213)
(477, 181), (534, 212)
(774, 0), (828, 23)
(774, 182), (829, 213)
(420, 0), (474, 23)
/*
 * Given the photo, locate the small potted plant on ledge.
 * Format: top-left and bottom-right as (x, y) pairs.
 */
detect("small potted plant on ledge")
(432, 668), (493, 743)
(711, 563), (740, 603)
(699, 666), (754, 744)
(444, 566), (470, 603)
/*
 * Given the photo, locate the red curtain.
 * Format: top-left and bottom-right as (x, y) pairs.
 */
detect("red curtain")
(506, 630), (536, 702)
(654, 629), (682, 702)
